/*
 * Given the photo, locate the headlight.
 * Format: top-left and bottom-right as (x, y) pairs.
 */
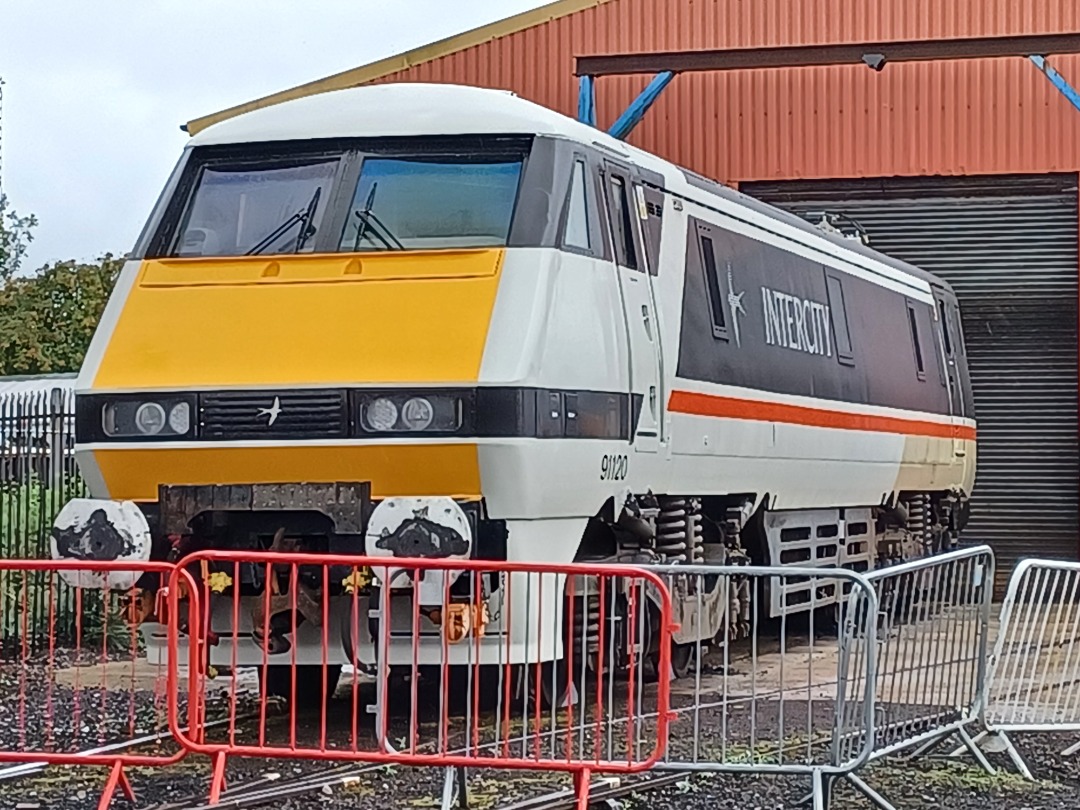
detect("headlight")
(401, 397), (434, 430)
(359, 393), (462, 433)
(168, 402), (191, 434)
(365, 398), (399, 432)
(102, 396), (196, 438)
(135, 403), (166, 435)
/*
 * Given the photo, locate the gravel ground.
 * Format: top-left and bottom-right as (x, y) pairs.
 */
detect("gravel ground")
(6, 733), (1079, 810)
(0, 666), (173, 755)
(3, 671), (1080, 810)
(0, 661), (268, 757)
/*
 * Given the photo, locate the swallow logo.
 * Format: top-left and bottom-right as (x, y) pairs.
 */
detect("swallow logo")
(257, 397), (283, 427)
(726, 261), (747, 347)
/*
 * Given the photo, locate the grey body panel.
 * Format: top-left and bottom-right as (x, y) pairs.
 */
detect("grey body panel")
(674, 215), (953, 416)
(744, 173), (1077, 582)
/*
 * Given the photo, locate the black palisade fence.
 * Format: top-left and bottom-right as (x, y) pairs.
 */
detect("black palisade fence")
(0, 387), (90, 654)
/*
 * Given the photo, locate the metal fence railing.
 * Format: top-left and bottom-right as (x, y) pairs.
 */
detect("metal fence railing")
(0, 558), (202, 808)
(1, 387), (1072, 802)
(976, 558), (1080, 778)
(0, 387), (85, 653)
(5, 532), (1074, 807)
(836, 546), (997, 809)
(643, 564), (879, 810)
(169, 551), (675, 807)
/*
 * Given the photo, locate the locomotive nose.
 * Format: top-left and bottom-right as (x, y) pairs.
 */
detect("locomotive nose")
(75, 251), (505, 504)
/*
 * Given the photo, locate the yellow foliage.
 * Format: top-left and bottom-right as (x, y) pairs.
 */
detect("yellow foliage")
(207, 571), (233, 594)
(342, 568), (372, 594)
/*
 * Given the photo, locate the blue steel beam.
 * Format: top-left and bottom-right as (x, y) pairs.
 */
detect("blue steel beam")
(607, 71), (676, 140)
(1031, 55), (1080, 113)
(577, 75), (597, 126)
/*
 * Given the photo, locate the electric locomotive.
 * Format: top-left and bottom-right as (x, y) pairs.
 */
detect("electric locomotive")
(51, 83), (975, 697)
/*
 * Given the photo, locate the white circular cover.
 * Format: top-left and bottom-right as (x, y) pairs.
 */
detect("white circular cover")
(365, 497), (473, 594)
(367, 497), (472, 560)
(50, 498), (152, 591)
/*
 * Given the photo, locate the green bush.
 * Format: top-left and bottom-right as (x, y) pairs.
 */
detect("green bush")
(0, 472), (98, 652)
(2, 479), (45, 558)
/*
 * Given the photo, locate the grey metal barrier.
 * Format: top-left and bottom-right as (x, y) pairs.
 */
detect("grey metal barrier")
(973, 558), (1080, 779)
(640, 564), (880, 810)
(835, 545), (996, 809)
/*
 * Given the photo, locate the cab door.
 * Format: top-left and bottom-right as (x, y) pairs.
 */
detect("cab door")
(933, 290), (966, 457)
(599, 160), (664, 453)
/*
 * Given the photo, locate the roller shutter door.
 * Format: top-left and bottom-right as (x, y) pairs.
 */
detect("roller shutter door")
(742, 174), (1079, 586)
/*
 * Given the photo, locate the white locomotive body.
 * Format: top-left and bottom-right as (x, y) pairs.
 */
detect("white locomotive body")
(54, 84), (975, 692)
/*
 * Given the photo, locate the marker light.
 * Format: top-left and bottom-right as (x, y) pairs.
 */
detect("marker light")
(101, 396), (195, 438)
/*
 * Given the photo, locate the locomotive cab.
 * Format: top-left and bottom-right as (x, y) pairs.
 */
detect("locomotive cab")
(53, 85), (674, 683)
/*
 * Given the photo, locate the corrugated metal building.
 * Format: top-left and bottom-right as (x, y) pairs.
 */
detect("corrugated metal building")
(188, 0), (1080, 575)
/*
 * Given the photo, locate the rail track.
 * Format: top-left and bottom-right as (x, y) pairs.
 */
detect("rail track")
(493, 772), (688, 810)
(2, 662), (680, 809)
(143, 762), (381, 810)
(0, 716), (241, 784)
(139, 761), (690, 810)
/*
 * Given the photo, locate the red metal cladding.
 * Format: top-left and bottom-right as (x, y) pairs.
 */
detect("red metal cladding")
(374, 0), (1080, 182)
(168, 550), (675, 806)
(0, 559), (201, 810)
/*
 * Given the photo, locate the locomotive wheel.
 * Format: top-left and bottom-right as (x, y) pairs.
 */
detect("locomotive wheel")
(536, 658), (580, 710)
(259, 664), (342, 710)
(669, 643), (696, 680)
(648, 639), (698, 680)
(534, 602), (589, 710)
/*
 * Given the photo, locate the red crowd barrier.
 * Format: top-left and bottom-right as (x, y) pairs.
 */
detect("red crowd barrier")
(169, 550), (675, 808)
(0, 559), (202, 809)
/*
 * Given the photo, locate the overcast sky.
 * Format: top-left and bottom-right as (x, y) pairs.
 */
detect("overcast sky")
(0, 1), (550, 269)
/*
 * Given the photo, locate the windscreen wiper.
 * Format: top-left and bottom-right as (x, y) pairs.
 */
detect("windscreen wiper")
(294, 187), (322, 253)
(351, 183), (405, 251)
(246, 187), (322, 256)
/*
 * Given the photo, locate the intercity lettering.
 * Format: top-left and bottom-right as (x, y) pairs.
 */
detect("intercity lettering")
(761, 287), (832, 357)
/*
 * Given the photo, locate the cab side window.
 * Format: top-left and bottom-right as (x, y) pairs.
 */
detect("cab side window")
(907, 301), (927, 381)
(562, 159), (592, 252)
(824, 270), (855, 366)
(607, 175), (639, 270)
(938, 299), (954, 356)
(952, 303), (966, 355)
(696, 223), (729, 341)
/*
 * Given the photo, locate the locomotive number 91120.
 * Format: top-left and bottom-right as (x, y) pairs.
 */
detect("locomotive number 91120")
(600, 454), (629, 482)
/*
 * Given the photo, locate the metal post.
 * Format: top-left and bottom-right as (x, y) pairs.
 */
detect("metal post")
(49, 386), (64, 490)
(577, 75), (596, 127)
(1030, 55), (1080, 113)
(607, 71), (676, 140)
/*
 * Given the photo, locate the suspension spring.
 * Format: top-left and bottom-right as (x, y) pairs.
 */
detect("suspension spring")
(569, 589), (603, 666)
(655, 497), (705, 564)
(908, 493), (930, 551)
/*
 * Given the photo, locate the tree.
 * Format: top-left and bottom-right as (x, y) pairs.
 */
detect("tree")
(0, 197), (122, 375)
(0, 195), (123, 375)
(0, 254), (123, 376)
(0, 193), (37, 280)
